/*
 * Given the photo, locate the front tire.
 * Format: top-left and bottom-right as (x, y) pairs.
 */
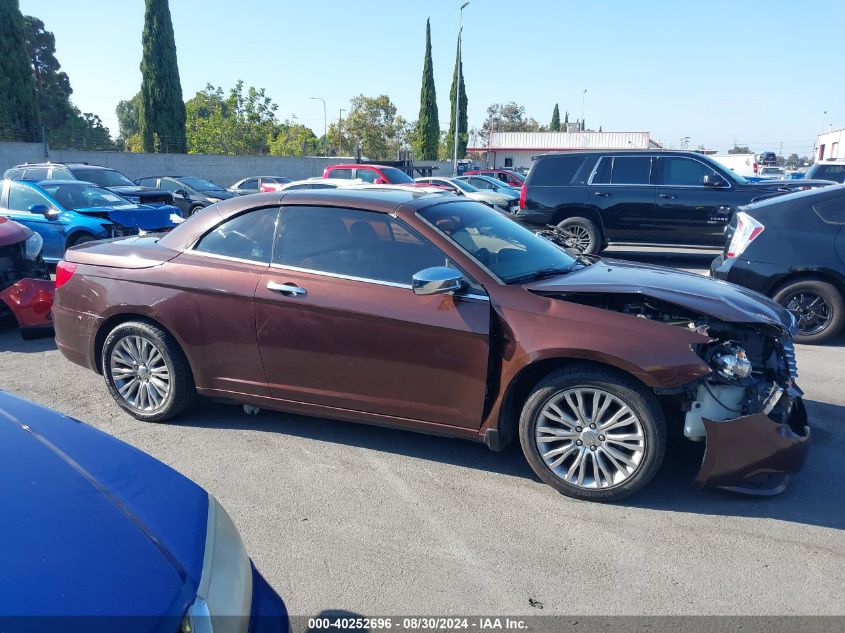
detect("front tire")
(772, 279), (844, 344)
(101, 320), (195, 421)
(555, 217), (602, 255)
(519, 365), (666, 501)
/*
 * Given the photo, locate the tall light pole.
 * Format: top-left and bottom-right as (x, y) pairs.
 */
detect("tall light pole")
(310, 97), (327, 156)
(580, 89), (587, 130)
(339, 108), (346, 156)
(453, 1), (470, 176)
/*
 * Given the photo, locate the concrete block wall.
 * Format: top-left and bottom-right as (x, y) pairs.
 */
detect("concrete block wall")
(0, 143), (455, 187)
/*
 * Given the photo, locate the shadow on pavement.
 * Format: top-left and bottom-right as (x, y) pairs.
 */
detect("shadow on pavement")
(174, 395), (844, 532)
(0, 316), (57, 353)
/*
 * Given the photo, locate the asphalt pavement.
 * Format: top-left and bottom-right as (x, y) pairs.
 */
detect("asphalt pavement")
(0, 246), (842, 620)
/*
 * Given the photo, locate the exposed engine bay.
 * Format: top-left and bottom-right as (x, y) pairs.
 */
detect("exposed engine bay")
(558, 293), (802, 440)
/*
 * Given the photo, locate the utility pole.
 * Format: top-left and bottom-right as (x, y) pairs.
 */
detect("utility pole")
(310, 97), (326, 156)
(339, 108), (346, 156)
(453, 1), (470, 176)
(580, 89), (587, 129)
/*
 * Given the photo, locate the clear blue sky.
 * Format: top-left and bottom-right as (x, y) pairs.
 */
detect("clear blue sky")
(20, 0), (844, 156)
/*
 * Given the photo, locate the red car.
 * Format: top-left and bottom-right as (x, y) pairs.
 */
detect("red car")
(464, 169), (525, 188)
(322, 164), (429, 186)
(0, 217), (54, 338)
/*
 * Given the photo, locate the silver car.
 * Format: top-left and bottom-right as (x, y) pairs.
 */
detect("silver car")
(415, 177), (518, 213)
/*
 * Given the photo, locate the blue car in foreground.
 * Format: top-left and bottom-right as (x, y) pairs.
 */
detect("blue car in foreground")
(0, 179), (183, 263)
(0, 391), (288, 633)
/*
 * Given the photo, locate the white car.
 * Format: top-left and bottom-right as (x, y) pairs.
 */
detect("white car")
(414, 177), (518, 213)
(757, 166), (786, 180)
(274, 177), (364, 191)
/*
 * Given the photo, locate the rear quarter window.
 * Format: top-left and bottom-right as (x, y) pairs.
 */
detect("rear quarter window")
(528, 155), (586, 186)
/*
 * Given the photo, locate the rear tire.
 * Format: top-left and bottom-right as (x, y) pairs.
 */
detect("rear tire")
(101, 320), (196, 421)
(189, 205), (204, 216)
(555, 217), (602, 255)
(519, 364), (666, 501)
(772, 278), (844, 344)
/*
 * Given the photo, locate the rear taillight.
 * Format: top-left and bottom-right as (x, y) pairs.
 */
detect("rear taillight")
(55, 261), (77, 289)
(753, 162), (758, 174)
(519, 183), (527, 210)
(726, 212), (764, 259)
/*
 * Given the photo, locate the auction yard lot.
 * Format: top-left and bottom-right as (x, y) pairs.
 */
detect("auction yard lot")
(1, 247), (842, 619)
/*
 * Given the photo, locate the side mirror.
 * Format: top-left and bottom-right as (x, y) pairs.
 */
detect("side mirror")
(374, 178), (387, 185)
(702, 174), (726, 187)
(29, 203), (60, 219)
(412, 266), (464, 296)
(175, 189), (188, 197)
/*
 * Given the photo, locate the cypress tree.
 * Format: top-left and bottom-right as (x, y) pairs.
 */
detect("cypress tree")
(563, 110), (569, 131)
(0, 0), (41, 141)
(550, 104), (560, 132)
(447, 36), (468, 158)
(414, 19), (439, 160)
(140, 0), (186, 153)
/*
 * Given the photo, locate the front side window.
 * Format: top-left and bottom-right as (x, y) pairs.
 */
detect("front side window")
(7, 184), (51, 211)
(274, 206), (448, 285)
(238, 178), (259, 191)
(378, 167), (415, 184)
(159, 179), (182, 193)
(418, 201), (577, 284)
(356, 169), (378, 183)
(194, 207), (279, 263)
(137, 177), (159, 187)
(660, 158), (718, 186)
(812, 165), (845, 183)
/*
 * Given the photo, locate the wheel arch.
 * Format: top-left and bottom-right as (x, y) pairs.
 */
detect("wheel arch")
(93, 312), (194, 377)
(767, 269), (845, 298)
(492, 357), (656, 449)
(551, 206), (605, 233)
(65, 228), (101, 249)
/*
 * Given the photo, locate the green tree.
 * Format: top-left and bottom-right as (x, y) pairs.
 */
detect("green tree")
(550, 104), (560, 132)
(23, 16), (72, 135)
(140, 0), (186, 153)
(185, 81), (278, 155)
(269, 121), (318, 156)
(327, 95), (406, 160)
(48, 107), (113, 150)
(414, 19), (439, 160)
(728, 145), (751, 154)
(116, 92), (142, 149)
(480, 102), (540, 143)
(0, 0), (41, 141)
(445, 37), (468, 159)
(563, 110), (569, 131)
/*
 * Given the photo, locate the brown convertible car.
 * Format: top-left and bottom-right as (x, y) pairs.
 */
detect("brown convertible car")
(53, 189), (809, 501)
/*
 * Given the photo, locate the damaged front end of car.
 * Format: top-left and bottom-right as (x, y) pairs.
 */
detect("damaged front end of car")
(558, 291), (810, 495)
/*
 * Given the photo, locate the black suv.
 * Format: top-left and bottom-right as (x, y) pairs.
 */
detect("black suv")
(518, 150), (831, 254)
(4, 163), (174, 207)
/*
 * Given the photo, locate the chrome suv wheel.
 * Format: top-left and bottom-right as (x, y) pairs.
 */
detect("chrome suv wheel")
(102, 320), (196, 422)
(519, 365), (665, 501)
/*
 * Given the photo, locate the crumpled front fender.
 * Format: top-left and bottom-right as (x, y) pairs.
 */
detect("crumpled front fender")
(0, 278), (55, 329)
(693, 398), (809, 495)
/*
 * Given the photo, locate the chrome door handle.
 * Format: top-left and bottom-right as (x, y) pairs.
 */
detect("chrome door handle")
(267, 281), (307, 297)
(659, 194), (678, 199)
(594, 191), (611, 197)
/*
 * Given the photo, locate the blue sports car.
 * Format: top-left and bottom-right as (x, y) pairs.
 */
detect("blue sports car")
(0, 179), (183, 263)
(0, 391), (288, 633)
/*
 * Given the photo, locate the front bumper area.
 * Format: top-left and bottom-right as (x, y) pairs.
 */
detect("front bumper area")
(0, 278), (54, 333)
(693, 396), (809, 495)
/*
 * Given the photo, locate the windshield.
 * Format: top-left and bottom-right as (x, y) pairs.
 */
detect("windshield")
(41, 182), (134, 210)
(72, 168), (135, 188)
(418, 201), (577, 283)
(181, 177), (224, 191)
(379, 167), (415, 184)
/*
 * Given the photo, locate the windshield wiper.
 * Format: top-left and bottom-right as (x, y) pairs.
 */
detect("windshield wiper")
(506, 266), (575, 285)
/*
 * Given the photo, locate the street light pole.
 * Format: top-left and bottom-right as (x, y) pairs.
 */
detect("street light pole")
(580, 89), (587, 130)
(339, 108), (346, 156)
(453, 1), (470, 176)
(310, 97), (326, 156)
